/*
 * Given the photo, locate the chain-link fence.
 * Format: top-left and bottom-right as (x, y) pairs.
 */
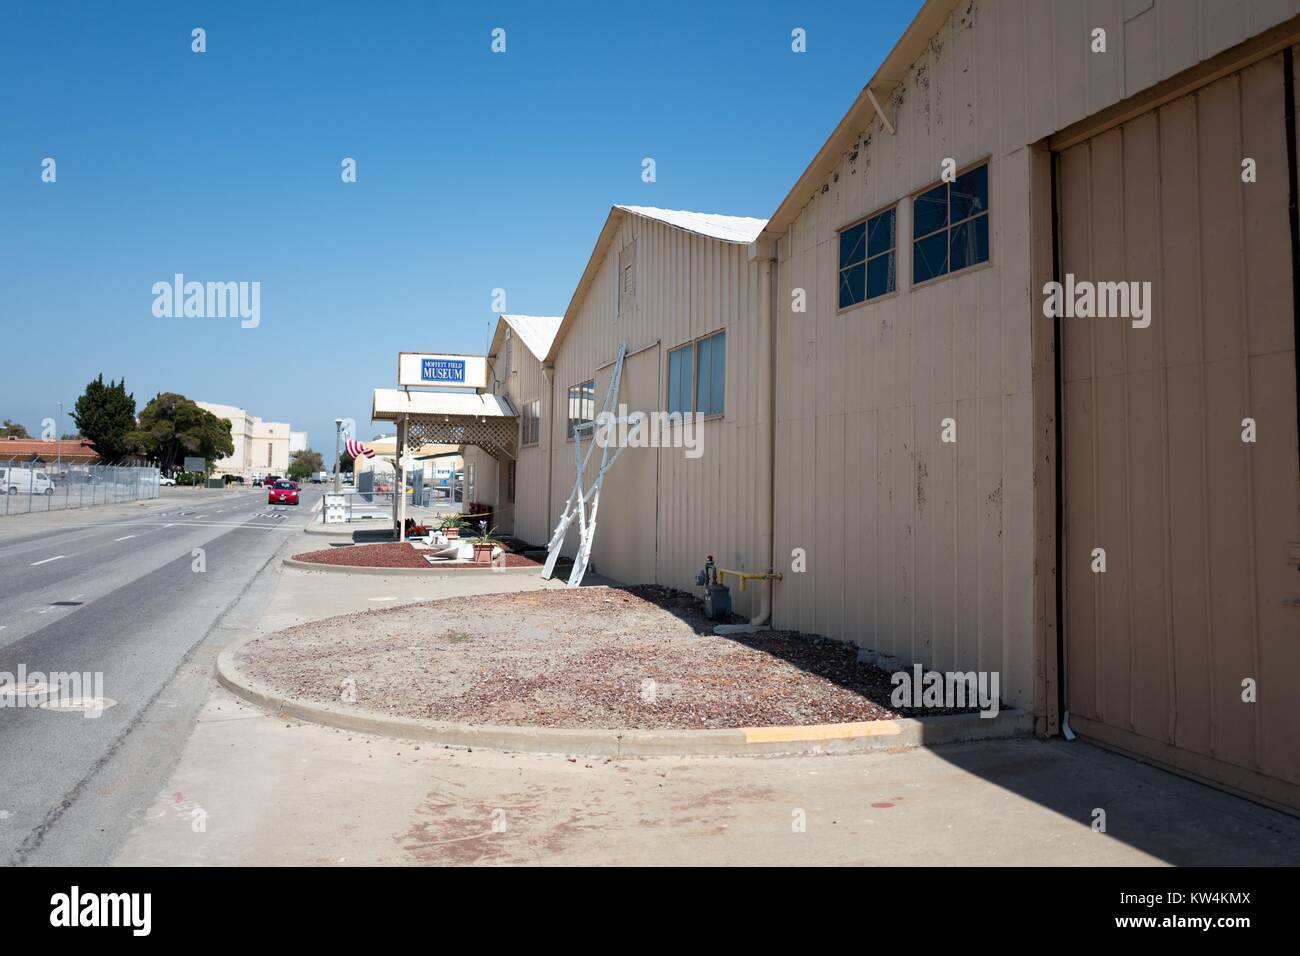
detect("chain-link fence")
(0, 459), (160, 516)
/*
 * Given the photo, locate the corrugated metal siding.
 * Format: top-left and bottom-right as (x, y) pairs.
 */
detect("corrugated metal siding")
(1007, 0), (1300, 147)
(767, 0), (1299, 718)
(491, 325), (553, 545)
(1058, 51), (1300, 811)
(772, 0), (1036, 708)
(546, 215), (769, 614)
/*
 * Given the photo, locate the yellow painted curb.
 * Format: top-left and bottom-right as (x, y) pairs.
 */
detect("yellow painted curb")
(741, 720), (903, 744)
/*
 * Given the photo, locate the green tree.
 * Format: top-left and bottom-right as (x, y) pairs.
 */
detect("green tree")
(72, 375), (137, 463)
(130, 393), (234, 473)
(287, 448), (324, 480)
(1, 419), (30, 438)
(338, 449), (355, 473)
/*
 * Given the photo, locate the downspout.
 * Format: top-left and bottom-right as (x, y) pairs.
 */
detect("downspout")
(748, 238), (779, 626)
(542, 360), (556, 537)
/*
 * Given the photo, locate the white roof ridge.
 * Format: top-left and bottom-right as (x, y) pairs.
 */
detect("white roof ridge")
(614, 204), (769, 243)
(500, 314), (563, 362)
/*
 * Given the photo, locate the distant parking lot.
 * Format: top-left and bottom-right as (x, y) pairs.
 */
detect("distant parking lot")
(0, 461), (159, 516)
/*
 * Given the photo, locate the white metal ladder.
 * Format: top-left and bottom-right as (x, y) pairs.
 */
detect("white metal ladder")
(541, 341), (629, 586)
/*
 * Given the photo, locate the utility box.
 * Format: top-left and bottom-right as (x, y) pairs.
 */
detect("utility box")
(205, 477), (223, 489)
(324, 493), (347, 524)
(704, 584), (732, 620)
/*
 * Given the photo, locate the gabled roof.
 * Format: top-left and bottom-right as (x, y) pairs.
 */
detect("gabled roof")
(545, 204), (769, 361)
(489, 314), (563, 365)
(613, 205), (768, 244)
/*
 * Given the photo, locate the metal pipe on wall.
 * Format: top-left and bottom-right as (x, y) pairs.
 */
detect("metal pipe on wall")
(542, 361), (555, 539)
(747, 242), (778, 626)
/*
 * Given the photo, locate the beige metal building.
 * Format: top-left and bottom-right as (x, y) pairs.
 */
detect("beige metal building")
(747, 0), (1299, 812)
(487, 314), (563, 544)
(537, 205), (773, 616)
(493, 1), (1299, 813)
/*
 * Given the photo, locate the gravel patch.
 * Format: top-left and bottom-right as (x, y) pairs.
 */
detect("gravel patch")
(291, 542), (540, 569)
(238, 585), (985, 729)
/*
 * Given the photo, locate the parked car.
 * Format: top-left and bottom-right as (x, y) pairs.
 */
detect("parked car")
(0, 467), (54, 496)
(159, 475), (176, 486)
(267, 479), (299, 505)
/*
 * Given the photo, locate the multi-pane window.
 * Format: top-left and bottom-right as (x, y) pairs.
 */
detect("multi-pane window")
(838, 206), (896, 309)
(913, 163), (990, 285)
(667, 330), (726, 417)
(521, 399), (540, 446)
(567, 381), (594, 438)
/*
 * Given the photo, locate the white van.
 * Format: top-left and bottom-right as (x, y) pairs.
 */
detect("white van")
(0, 467), (54, 496)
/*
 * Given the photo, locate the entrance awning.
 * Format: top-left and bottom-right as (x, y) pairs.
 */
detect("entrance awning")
(371, 388), (518, 461)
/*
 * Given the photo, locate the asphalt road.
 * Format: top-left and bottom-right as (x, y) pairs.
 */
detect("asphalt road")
(0, 485), (324, 865)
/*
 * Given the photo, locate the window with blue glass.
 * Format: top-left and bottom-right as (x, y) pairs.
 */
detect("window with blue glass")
(838, 206), (896, 309)
(667, 331), (725, 418)
(912, 163), (989, 285)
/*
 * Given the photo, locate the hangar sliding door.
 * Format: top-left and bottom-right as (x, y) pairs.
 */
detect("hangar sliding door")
(1058, 52), (1300, 812)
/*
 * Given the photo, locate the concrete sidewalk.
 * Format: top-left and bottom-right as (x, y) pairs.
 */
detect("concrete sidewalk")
(111, 537), (1300, 867)
(115, 688), (1300, 866)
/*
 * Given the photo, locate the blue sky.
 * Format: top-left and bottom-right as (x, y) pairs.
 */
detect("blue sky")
(0, 0), (921, 456)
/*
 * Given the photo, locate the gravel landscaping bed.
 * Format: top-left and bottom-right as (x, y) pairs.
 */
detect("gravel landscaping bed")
(291, 542), (541, 569)
(238, 585), (985, 729)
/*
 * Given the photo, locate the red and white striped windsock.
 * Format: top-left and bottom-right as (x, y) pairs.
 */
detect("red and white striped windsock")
(345, 438), (375, 459)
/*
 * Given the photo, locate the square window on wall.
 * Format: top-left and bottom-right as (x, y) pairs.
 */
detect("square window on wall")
(838, 206), (896, 309)
(912, 161), (990, 285)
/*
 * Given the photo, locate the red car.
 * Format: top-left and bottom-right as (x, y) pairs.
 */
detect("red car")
(267, 479), (300, 505)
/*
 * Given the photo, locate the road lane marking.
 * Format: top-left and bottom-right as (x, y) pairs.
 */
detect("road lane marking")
(30, 555), (66, 566)
(115, 535), (137, 541)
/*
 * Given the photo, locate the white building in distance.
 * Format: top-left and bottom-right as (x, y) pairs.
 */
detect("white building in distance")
(196, 401), (293, 477)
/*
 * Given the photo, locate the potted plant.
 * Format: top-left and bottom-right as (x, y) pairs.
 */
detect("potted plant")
(440, 513), (464, 539)
(467, 526), (503, 564)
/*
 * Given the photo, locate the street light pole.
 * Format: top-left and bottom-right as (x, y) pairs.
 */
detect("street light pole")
(56, 402), (63, 471)
(333, 418), (344, 492)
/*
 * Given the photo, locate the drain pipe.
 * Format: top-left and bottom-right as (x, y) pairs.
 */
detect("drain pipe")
(750, 238), (779, 626)
(542, 360), (556, 536)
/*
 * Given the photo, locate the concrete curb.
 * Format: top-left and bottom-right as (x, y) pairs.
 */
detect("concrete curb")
(303, 521), (390, 537)
(282, 556), (543, 576)
(217, 631), (1032, 757)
